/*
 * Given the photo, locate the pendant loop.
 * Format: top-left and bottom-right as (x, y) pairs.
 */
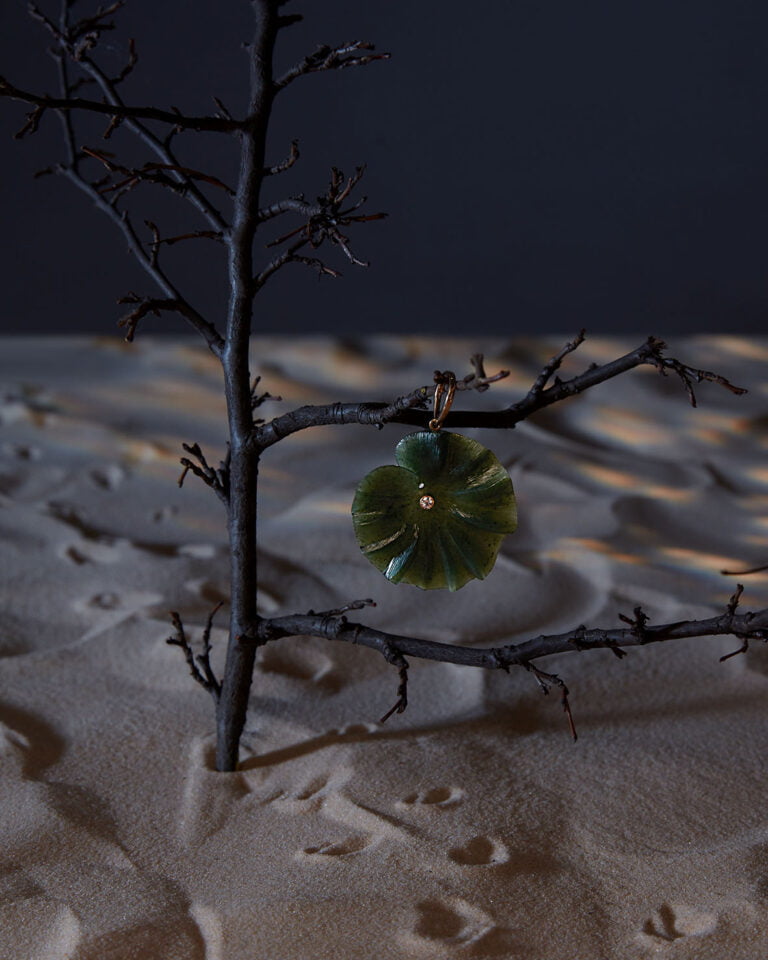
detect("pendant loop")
(429, 373), (456, 432)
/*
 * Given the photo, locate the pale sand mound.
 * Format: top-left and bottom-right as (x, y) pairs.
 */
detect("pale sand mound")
(1, 335), (767, 959)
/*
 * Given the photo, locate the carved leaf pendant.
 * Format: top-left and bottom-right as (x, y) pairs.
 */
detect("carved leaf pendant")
(351, 431), (517, 591)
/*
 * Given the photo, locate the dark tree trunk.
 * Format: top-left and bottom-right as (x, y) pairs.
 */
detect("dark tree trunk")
(215, 0), (278, 771)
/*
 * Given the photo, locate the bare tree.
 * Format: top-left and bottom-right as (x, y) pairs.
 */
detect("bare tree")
(4, 1), (766, 772)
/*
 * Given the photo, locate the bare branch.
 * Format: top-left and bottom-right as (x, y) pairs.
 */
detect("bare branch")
(254, 167), (386, 286)
(253, 335), (747, 450)
(51, 166), (226, 353)
(151, 229), (225, 249)
(117, 292), (184, 341)
(166, 609), (222, 702)
(249, 376), (283, 419)
(144, 219), (161, 269)
(253, 594), (768, 735)
(256, 197), (317, 223)
(212, 95), (233, 121)
(0, 76), (243, 132)
(114, 36), (138, 84)
(524, 663), (578, 741)
(115, 289), (223, 356)
(292, 256), (342, 279)
(82, 147), (235, 199)
(71, 59), (229, 232)
(22, 3), (230, 232)
(253, 237), (310, 289)
(523, 328), (586, 402)
(646, 351), (748, 407)
(265, 139), (299, 176)
(13, 103), (46, 138)
(274, 41), (390, 91)
(178, 442), (229, 505)
(23, 6), (227, 356)
(466, 353), (510, 392)
(379, 649), (409, 724)
(618, 605), (651, 645)
(29, 0), (125, 53)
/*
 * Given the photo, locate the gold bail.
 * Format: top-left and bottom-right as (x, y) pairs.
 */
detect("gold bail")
(429, 372), (456, 432)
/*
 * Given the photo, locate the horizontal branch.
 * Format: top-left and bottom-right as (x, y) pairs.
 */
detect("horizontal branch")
(256, 599), (768, 669)
(256, 197), (319, 223)
(252, 336), (746, 450)
(251, 588), (768, 732)
(0, 76), (243, 132)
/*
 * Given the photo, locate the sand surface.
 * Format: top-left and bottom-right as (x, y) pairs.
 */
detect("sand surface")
(1, 335), (768, 960)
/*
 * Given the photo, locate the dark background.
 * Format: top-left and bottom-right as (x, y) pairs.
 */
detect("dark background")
(2, 1), (768, 337)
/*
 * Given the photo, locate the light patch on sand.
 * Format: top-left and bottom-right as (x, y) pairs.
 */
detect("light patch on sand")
(659, 546), (758, 576)
(587, 405), (675, 448)
(573, 463), (696, 502)
(746, 466), (768, 486)
(562, 537), (647, 566)
(577, 463), (645, 490)
(689, 413), (754, 447)
(697, 336), (768, 361)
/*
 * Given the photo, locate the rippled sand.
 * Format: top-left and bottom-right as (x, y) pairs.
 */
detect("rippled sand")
(1, 335), (768, 959)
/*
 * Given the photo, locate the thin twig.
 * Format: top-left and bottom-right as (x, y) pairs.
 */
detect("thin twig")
(274, 40), (390, 90)
(265, 139), (299, 176)
(178, 442), (229, 504)
(166, 610), (222, 702)
(523, 329), (586, 402)
(379, 649), (409, 723)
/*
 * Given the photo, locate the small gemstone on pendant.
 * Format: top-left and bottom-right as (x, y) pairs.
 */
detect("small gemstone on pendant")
(419, 494), (435, 510)
(418, 482), (425, 489)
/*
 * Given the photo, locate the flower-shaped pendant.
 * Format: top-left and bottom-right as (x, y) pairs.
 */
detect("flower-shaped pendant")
(351, 431), (517, 590)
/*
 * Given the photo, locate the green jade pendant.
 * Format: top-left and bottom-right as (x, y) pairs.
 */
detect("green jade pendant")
(351, 431), (517, 591)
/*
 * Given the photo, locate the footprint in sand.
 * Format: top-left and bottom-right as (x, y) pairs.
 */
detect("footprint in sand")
(72, 590), (162, 615)
(177, 543), (218, 559)
(299, 836), (371, 859)
(60, 537), (121, 565)
(189, 902), (224, 960)
(336, 722), (378, 737)
(641, 902), (718, 941)
(448, 835), (509, 866)
(408, 898), (499, 950)
(82, 592), (121, 610)
(268, 775), (330, 813)
(258, 645), (341, 693)
(1, 442), (41, 461)
(151, 504), (179, 523)
(0, 899), (81, 960)
(397, 786), (465, 809)
(89, 463), (125, 490)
